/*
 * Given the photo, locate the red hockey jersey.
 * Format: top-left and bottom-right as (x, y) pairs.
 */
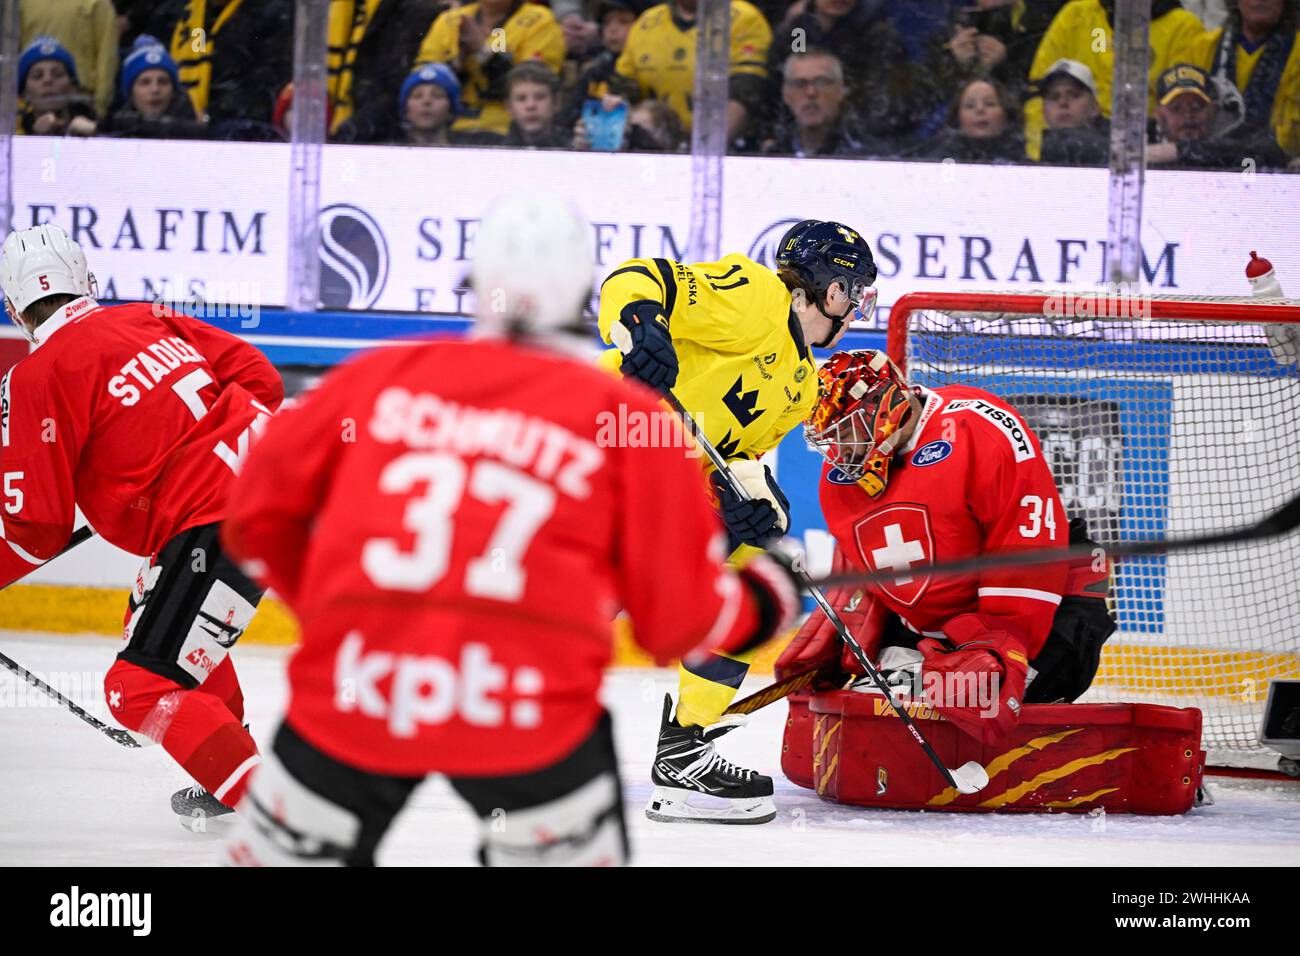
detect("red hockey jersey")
(820, 385), (1067, 656)
(0, 297), (283, 586)
(222, 336), (768, 777)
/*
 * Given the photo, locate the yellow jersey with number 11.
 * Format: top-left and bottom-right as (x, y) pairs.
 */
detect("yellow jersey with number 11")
(597, 253), (817, 463)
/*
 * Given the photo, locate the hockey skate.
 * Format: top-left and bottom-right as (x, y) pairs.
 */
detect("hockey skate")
(645, 694), (776, 824)
(171, 785), (236, 832)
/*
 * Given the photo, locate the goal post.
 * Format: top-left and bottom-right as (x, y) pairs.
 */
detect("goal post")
(887, 290), (1300, 762)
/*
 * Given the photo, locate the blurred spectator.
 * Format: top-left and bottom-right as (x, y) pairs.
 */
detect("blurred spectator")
(572, 95), (686, 150)
(392, 63), (469, 146)
(763, 49), (877, 157)
(613, 0), (772, 139)
(561, 0), (639, 131)
(20, 0), (119, 117)
(271, 83), (338, 141)
(908, 76), (1025, 162)
(327, 0), (445, 142)
(166, 0), (293, 135)
(1147, 62), (1289, 167)
(486, 60), (572, 147)
(625, 98), (687, 150)
(766, 0), (919, 144)
(942, 1), (1070, 91)
(883, 0), (960, 61)
(554, 0), (601, 59)
(1024, 0), (1206, 160)
(1038, 58), (1110, 165)
(116, 0), (188, 50)
(415, 0), (565, 136)
(18, 36), (97, 137)
(1184, 0), (1232, 27)
(98, 35), (208, 140)
(1188, 0), (1300, 157)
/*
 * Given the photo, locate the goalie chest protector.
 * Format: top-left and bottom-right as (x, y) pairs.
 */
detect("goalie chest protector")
(783, 691), (1205, 814)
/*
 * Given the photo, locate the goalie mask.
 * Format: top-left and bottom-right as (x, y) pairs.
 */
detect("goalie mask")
(805, 350), (923, 497)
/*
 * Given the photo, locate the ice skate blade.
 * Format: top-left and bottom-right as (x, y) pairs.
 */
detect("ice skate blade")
(175, 810), (237, 834)
(644, 786), (776, 825)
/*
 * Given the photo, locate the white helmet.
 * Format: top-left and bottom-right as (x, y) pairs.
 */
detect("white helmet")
(1, 223), (92, 318)
(471, 193), (593, 336)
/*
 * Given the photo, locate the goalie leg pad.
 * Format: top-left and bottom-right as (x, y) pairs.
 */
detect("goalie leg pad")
(784, 691), (1205, 814)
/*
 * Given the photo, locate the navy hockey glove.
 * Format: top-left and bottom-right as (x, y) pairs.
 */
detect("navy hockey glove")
(610, 300), (677, 392)
(711, 460), (790, 550)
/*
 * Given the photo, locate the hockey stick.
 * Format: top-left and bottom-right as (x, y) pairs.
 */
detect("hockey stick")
(663, 392), (989, 795)
(723, 659), (839, 716)
(809, 489), (1300, 591)
(0, 526), (139, 747)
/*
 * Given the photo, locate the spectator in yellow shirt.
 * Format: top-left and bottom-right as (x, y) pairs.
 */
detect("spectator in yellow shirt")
(1187, 0), (1300, 156)
(1023, 0), (1206, 159)
(415, 0), (565, 136)
(613, 0), (771, 139)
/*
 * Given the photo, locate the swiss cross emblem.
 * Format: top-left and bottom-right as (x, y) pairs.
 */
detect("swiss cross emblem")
(852, 504), (934, 607)
(108, 683), (124, 710)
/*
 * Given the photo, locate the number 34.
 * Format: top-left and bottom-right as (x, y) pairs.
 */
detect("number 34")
(1018, 495), (1057, 539)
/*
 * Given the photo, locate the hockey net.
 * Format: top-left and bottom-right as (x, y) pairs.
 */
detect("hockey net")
(888, 290), (1300, 764)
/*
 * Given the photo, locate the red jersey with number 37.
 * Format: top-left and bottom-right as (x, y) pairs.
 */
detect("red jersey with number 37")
(222, 337), (766, 777)
(820, 385), (1068, 656)
(0, 297), (283, 586)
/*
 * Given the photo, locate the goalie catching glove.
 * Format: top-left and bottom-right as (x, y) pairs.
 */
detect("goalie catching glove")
(711, 459), (790, 550)
(609, 300), (678, 392)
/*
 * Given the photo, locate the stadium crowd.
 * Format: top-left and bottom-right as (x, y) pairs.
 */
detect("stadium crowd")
(13, 0), (1300, 170)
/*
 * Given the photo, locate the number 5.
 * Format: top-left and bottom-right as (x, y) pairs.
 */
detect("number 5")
(3, 471), (24, 514)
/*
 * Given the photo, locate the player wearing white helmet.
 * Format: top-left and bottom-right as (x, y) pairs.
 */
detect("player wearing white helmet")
(218, 193), (801, 866)
(0, 223), (284, 825)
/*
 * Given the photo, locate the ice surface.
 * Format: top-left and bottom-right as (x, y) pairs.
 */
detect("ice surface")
(2, 631), (1297, 866)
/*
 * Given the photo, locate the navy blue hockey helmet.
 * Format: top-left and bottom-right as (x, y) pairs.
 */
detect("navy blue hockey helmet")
(775, 220), (878, 335)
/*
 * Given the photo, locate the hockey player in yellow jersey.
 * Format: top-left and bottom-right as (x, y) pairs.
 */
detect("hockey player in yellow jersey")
(597, 220), (878, 824)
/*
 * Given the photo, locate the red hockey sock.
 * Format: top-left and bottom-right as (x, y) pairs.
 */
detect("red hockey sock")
(202, 655), (246, 724)
(105, 659), (260, 808)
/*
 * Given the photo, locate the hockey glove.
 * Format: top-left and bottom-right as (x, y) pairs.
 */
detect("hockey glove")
(714, 546), (805, 658)
(609, 300), (677, 392)
(711, 460), (790, 550)
(917, 613), (1030, 745)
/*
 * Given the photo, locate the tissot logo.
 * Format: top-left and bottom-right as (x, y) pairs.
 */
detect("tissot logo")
(747, 218), (802, 269)
(318, 203), (389, 309)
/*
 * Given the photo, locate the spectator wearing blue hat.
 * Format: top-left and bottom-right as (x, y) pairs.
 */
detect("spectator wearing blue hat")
(20, 0), (119, 116)
(18, 35), (97, 137)
(98, 36), (208, 140)
(396, 63), (468, 147)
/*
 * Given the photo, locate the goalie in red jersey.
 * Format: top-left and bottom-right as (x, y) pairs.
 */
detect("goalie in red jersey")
(0, 223), (283, 822)
(777, 350), (1116, 744)
(219, 194), (801, 867)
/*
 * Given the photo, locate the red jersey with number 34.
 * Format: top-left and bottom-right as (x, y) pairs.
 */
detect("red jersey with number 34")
(820, 385), (1068, 656)
(222, 337), (768, 777)
(0, 297), (283, 586)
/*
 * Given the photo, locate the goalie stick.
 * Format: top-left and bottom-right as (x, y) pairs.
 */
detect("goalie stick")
(661, 392), (989, 795)
(808, 489), (1300, 591)
(0, 526), (139, 747)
